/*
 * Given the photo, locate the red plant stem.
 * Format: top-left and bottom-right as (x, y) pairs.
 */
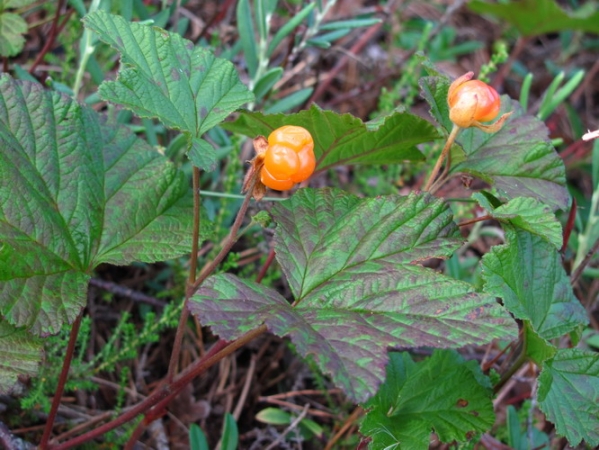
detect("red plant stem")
(123, 421), (145, 450)
(29, 0), (70, 74)
(105, 176), (258, 448)
(49, 325), (267, 450)
(256, 248), (276, 283)
(458, 215), (493, 228)
(39, 312), (83, 450)
(189, 176), (258, 293)
(167, 167), (202, 382)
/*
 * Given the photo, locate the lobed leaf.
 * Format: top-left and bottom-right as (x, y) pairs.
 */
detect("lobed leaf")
(82, 11), (253, 169)
(361, 350), (495, 449)
(222, 104), (439, 172)
(474, 195), (563, 249)
(537, 349), (599, 446)
(482, 227), (587, 340)
(0, 75), (198, 339)
(190, 188), (517, 402)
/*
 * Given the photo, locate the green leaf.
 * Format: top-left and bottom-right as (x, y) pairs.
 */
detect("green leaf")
(0, 319), (42, 394)
(264, 87), (313, 114)
(482, 227), (587, 340)
(190, 188), (516, 402)
(236, 0), (258, 77)
(188, 137), (218, 171)
(418, 59), (453, 133)
(267, 3), (316, 57)
(256, 407), (293, 425)
(0, 12), (27, 57)
(319, 17), (381, 30)
(223, 105), (439, 172)
(523, 322), (556, 366)
(255, 407), (323, 438)
(469, 0), (599, 37)
(253, 67), (283, 99)
(82, 11), (254, 137)
(221, 413), (238, 450)
(0, 75), (197, 336)
(1, 0), (38, 8)
(361, 350), (495, 449)
(537, 349), (599, 446)
(189, 424), (209, 450)
(475, 196), (563, 249)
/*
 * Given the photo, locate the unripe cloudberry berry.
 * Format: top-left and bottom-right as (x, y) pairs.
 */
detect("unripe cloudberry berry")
(447, 72), (510, 133)
(260, 125), (316, 191)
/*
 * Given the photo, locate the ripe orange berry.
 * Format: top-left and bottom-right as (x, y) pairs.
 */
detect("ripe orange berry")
(448, 73), (501, 128)
(260, 125), (316, 191)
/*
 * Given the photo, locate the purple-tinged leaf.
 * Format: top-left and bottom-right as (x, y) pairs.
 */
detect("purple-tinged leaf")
(191, 188), (516, 402)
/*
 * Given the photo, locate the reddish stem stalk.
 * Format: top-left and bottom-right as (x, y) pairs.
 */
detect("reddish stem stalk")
(49, 325), (267, 450)
(29, 0), (70, 74)
(166, 167), (202, 382)
(256, 248), (276, 283)
(39, 312), (83, 449)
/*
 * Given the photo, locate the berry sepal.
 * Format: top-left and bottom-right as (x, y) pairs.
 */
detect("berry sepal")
(242, 136), (268, 201)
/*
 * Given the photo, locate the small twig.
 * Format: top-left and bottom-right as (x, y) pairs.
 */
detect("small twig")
(1, 420), (35, 450)
(324, 406), (363, 450)
(29, 0), (70, 74)
(258, 397), (334, 419)
(89, 278), (166, 308)
(232, 355), (257, 420)
(308, 22), (383, 105)
(167, 166), (202, 382)
(571, 236), (599, 284)
(265, 388), (342, 400)
(190, 176), (258, 293)
(39, 312), (84, 449)
(50, 325), (267, 450)
(493, 332), (528, 395)
(264, 404), (310, 450)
